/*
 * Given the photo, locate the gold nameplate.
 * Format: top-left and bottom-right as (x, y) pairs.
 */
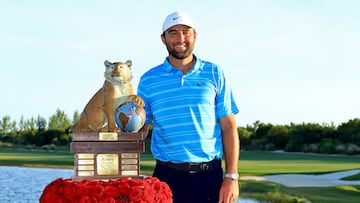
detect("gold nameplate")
(78, 159), (94, 165)
(122, 170), (138, 176)
(122, 165), (138, 170)
(78, 153), (94, 159)
(78, 165), (94, 171)
(121, 153), (138, 159)
(99, 132), (118, 141)
(97, 154), (119, 175)
(122, 159), (138, 164)
(78, 171), (95, 176)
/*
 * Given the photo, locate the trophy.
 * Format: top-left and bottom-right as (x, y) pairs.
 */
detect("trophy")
(70, 59), (148, 180)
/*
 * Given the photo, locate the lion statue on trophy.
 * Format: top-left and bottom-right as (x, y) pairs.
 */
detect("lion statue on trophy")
(70, 60), (144, 132)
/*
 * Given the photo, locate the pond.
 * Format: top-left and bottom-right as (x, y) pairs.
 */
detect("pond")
(0, 166), (260, 203)
(0, 166), (73, 203)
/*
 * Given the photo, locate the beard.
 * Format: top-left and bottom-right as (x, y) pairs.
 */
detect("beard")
(165, 40), (194, 60)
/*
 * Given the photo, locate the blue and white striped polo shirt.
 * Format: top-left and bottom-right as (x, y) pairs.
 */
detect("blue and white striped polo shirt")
(137, 55), (239, 163)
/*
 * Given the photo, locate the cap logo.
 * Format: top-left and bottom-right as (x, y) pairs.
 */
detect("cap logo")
(162, 11), (195, 32)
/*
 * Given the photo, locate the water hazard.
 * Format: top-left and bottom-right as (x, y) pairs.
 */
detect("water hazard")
(0, 166), (74, 203)
(0, 166), (259, 203)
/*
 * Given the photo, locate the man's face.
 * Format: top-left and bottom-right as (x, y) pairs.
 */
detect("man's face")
(162, 25), (197, 60)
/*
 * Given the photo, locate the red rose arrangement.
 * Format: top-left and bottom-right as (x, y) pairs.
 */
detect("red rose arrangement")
(39, 177), (172, 203)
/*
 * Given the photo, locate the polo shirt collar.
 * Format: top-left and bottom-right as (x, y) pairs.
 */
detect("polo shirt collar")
(163, 54), (202, 73)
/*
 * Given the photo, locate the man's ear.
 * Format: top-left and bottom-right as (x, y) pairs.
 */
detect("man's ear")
(161, 33), (166, 45)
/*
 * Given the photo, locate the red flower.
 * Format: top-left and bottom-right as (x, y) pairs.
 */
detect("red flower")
(98, 196), (116, 203)
(104, 185), (120, 199)
(39, 177), (173, 203)
(79, 196), (97, 203)
(62, 180), (80, 199)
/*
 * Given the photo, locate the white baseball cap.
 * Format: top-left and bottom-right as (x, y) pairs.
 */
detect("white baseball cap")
(162, 11), (195, 32)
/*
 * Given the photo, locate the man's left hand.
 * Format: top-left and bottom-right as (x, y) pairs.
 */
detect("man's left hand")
(218, 178), (239, 203)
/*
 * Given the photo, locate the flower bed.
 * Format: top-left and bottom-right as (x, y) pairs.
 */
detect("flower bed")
(40, 177), (172, 203)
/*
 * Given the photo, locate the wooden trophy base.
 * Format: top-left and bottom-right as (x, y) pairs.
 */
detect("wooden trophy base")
(71, 128), (148, 181)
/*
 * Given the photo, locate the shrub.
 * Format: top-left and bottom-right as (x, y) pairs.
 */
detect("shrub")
(264, 143), (276, 151)
(335, 143), (346, 154)
(41, 144), (56, 150)
(285, 141), (303, 152)
(345, 143), (360, 155)
(0, 141), (13, 148)
(303, 143), (318, 153)
(25, 144), (34, 150)
(332, 143), (360, 155)
(318, 138), (337, 154)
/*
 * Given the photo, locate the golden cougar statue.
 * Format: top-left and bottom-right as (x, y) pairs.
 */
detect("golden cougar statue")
(71, 60), (144, 132)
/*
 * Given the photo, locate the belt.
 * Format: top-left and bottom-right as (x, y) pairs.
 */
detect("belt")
(156, 159), (222, 173)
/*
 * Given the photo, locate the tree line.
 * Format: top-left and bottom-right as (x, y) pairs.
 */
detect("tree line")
(238, 119), (360, 155)
(1, 109), (360, 155)
(0, 109), (79, 147)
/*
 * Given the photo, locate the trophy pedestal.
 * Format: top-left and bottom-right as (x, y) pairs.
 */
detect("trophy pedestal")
(71, 128), (148, 180)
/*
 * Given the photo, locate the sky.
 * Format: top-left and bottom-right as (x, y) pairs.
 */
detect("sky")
(0, 0), (359, 127)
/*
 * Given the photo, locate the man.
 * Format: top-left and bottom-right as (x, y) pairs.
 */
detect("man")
(137, 11), (240, 203)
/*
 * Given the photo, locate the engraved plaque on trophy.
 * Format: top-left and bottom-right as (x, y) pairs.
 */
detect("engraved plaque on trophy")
(71, 128), (148, 180)
(97, 154), (119, 175)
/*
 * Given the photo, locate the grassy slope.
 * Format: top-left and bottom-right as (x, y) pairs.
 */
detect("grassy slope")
(0, 149), (74, 169)
(240, 180), (360, 203)
(239, 151), (360, 176)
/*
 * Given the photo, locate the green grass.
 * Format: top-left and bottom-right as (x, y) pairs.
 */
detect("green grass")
(341, 173), (360, 181)
(240, 181), (309, 202)
(0, 149), (74, 169)
(240, 181), (360, 203)
(237, 151), (360, 202)
(1, 148), (359, 202)
(239, 151), (360, 176)
(284, 185), (360, 203)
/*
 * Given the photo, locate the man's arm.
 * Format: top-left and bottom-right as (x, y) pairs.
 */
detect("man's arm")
(218, 114), (240, 203)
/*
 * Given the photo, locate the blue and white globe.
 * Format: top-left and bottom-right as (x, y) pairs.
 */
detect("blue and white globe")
(115, 102), (146, 132)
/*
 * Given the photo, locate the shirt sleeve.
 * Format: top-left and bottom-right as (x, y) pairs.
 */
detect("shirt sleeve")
(214, 65), (239, 119)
